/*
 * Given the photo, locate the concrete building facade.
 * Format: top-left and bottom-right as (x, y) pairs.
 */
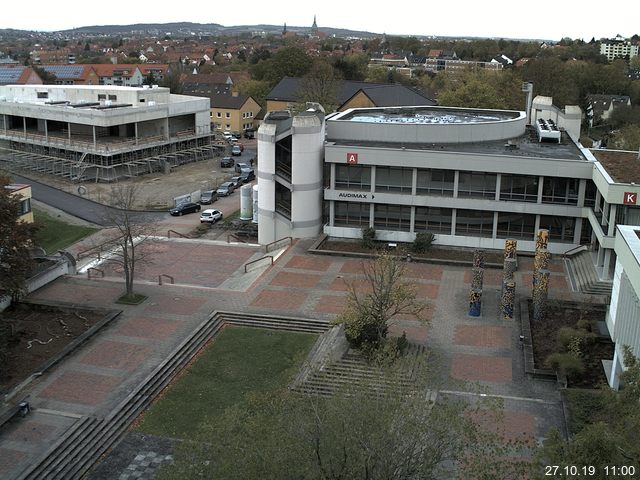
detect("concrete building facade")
(0, 84), (213, 182)
(257, 108), (325, 244)
(257, 101), (640, 283)
(607, 225), (640, 388)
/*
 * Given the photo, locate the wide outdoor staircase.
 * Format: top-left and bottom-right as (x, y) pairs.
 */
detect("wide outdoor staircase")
(291, 328), (430, 398)
(16, 311), (329, 480)
(564, 250), (613, 297)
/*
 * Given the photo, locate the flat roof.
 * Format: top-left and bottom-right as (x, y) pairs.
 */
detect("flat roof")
(590, 149), (640, 184)
(3, 84), (168, 92)
(335, 105), (521, 125)
(329, 126), (587, 162)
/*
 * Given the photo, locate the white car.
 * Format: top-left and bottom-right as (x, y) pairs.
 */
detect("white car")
(222, 131), (233, 140)
(200, 209), (223, 223)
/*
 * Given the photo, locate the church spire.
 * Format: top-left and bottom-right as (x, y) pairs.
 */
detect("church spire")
(311, 15), (318, 35)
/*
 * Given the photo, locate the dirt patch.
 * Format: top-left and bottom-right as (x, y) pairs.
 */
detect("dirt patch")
(0, 303), (106, 393)
(529, 300), (612, 388)
(319, 238), (504, 264)
(3, 138), (256, 210)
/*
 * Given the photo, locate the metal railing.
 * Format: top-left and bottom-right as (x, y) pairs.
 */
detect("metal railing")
(167, 229), (189, 239)
(87, 267), (104, 279)
(244, 255), (274, 273)
(562, 244), (589, 259)
(264, 236), (292, 253)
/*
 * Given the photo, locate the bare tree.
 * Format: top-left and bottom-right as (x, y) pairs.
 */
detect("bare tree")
(99, 184), (158, 300)
(336, 253), (429, 351)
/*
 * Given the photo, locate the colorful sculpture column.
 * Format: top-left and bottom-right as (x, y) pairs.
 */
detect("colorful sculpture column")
(502, 281), (516, 320)
(468, 249), (485, 317)
(501, 239), (518, 319)
(533, 269), (550, 322)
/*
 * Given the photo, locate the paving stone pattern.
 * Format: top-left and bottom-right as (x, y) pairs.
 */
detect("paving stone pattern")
(0, 237), (575, 479)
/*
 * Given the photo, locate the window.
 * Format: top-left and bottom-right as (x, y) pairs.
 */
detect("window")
(416, 169), (454, 196)
(458, 171), (497, 199)
(37, 92), (48, 99)
(415, 207), (452, 234)
(334, 201), (370, 227)
(375, 167), (413, 194)
(500, 174), (538, 202)
(216, 112), (222, 118)
(496, 213), (536, 240)
(455, 209), (494, 237)
(18, 198), (31, 216)
(374, 204), (411, 231)
(98, 94), (106, 100)
(584, 180), (597, 207)
(542, 177), (578, 205)
(539, 215), (575, 243)
(335, 165), (371, 190)
(108, 94), (117, 101)
(226, 124), (230, 129)
(225, 112), (231, 119)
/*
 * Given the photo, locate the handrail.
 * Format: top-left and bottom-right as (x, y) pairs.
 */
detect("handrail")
(158, 274), (174, 285)
(227, 233), (246, 243)
(562, 244), (589, 258)
(244, 255), (274, 273)
(264, 236), (292, 253)
(76, 239), (114, 261)
(87, 267), (104, 279)
(167, 229), (189, 239)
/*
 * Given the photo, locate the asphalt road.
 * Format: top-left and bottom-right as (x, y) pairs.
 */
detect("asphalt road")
(12, 174), (169, 227)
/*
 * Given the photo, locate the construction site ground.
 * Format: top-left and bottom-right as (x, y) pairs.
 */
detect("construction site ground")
(3, 138), (257, 211)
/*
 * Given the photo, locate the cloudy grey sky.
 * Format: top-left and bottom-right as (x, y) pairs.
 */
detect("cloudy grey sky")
(4, 0), (638, 41)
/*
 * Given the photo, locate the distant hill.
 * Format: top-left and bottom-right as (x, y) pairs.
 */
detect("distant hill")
(53, 21), (377, 39)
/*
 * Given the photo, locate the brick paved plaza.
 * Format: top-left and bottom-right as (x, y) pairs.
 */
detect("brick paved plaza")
(0, 237), (570, 479)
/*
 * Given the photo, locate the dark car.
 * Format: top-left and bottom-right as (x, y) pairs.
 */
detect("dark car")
(231, 145), (242, 156)
(221, 156), (234, 168)
(244, 129), (255, 139)
(169, 202), (201, 216)
(229, 176), (243, 188)
(239, 170), (255, 183)
(200, 190), (218, 204)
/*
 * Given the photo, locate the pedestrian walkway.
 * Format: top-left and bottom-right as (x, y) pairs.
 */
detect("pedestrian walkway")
(0, 238), (572, 478)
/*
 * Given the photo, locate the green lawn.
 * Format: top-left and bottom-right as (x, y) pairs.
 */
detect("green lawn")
(33, 207), (98, 254)
(135, 326), (317, 439)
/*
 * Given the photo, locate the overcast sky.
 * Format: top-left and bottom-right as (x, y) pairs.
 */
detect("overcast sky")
(3, 0), (638, 41)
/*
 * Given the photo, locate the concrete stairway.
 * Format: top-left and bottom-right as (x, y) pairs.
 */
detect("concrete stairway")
(564, 250), (613, 297)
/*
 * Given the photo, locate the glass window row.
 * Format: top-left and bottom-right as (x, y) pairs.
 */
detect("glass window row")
(333, 201), (577, 242)
(333, 165), (591, 206)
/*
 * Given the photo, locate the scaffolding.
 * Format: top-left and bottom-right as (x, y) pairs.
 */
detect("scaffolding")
(0, 135), (224, 183)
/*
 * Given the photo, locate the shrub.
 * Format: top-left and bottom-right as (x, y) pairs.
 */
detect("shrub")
(556, 327), (597, 356)
(361, 227), (376, 249)
(412, 232), (435, 254)
(546, 352), (585, 378)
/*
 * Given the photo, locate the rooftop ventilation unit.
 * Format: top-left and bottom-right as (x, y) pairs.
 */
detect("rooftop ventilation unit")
(535, 118), (561, 143)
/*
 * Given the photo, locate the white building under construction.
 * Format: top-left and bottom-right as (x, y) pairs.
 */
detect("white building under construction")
(0, 84), (214, 182)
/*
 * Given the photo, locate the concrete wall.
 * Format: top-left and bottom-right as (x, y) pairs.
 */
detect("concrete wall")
(257, 122), (277, 244)
(327, 107), (527, 144)
(290, 113), (324, 238)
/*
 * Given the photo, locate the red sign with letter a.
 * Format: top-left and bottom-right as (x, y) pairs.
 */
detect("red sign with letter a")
(347, 153), (358, 165)
(623, 192), (637, 205)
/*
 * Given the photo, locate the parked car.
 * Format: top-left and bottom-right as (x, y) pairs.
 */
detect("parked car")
(169, 202), (201, 216)
(235, 162), (250, 173)
(232, 132), (242, 139)
(244, 129), (255, 139)
(222, 131), (233, 140)
(239, 170), (255, 183)
(231, 145), (242, 156)
(200, 190), (218, 204)
(221, 156), (234, 168)
(216, 182), (235, 196)
(199, 209), (223, 223)
(229, 176), (243, 188)
(234, 142), (244, 152)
